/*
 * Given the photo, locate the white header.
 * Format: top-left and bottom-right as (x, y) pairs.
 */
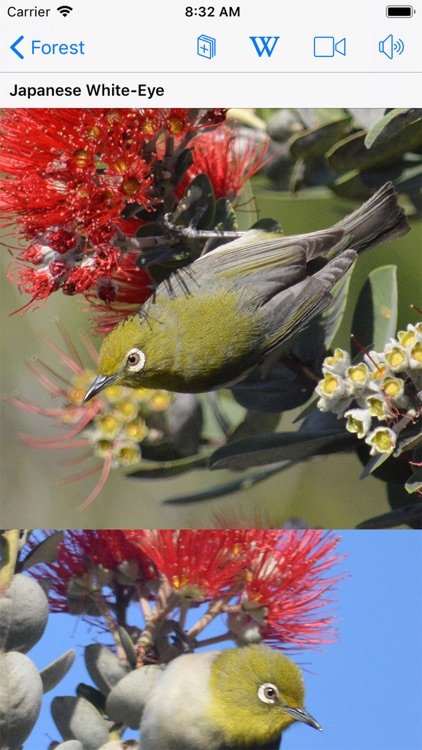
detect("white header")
(0, 0), (421, 105)
(0, 72), (419, 107)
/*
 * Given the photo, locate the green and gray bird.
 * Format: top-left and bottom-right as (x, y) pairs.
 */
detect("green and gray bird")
(139, 644), (321, 750)
(84, 182), (408, 400)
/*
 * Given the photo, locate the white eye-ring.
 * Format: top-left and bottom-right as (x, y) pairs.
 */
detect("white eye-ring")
(258, 683), (279, 705)
(126, 348), (146, 372)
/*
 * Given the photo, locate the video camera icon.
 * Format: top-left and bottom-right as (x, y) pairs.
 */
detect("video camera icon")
(313, 36), (346, 57)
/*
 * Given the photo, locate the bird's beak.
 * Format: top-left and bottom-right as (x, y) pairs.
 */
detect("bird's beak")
(281, 705), (323, 732)
(83, 373), (118, 402)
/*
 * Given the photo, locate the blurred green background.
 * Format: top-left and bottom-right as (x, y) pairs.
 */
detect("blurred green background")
(1, 108), (420, 529)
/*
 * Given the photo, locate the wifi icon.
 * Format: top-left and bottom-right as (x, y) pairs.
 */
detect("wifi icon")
(57, 5), (73, 16)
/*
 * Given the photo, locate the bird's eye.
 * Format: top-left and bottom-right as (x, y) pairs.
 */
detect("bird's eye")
(126, 348), (146, 372)
(258, 683), (279, 704)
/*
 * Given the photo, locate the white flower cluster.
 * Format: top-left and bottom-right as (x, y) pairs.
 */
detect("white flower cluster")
(316, 323), (422, 455)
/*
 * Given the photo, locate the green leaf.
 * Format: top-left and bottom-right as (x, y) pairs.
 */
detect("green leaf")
(351, 265), (398, 356)
(327, 123), (422, 173)
(0, 652), (43, 749)
(0, 574), (49, 654)
(51, 696), (109, 749)
(394, 162), (422, 194)
(251, 217), (282, 233)
(394, 423), (422, 456)
(76, 684), (107, 713)
(173, 146), (194, 186)
(231, 358), (318, 412)
(329, 163), (420, 200)
(387, 481), (422, 529)
(126, 453), (209, 479)
(213, 198), (238, 231)
(20, 530), (64, 571)
(84, 644), (129, 696)
(359, 450), (392, 480)
(364, 108), (422, 149)
(173, 173), (216, 230)
(135, 222), (165, 238)
(228, 411), (281, 443)
(356, 502), (422, 529)
(209, 430), (355, 471)
(40, 650), (76, 694)
(288, 116), (352, 161)
(405, 468), (422, 494)
(163, 462), (291, 504)
(117, 626), (137, 669)
(321, 269), (353, 347)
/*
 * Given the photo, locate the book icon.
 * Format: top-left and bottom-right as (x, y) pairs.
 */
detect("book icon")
(197, 35), (216, 59)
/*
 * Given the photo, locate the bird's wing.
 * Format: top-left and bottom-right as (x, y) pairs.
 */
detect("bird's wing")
(197, 228), (348, 271)
(191, 228), (348, 300)
(261, 248), (357, 357)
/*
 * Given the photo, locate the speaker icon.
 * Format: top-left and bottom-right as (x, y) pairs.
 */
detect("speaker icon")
(379, 34), (405, 59)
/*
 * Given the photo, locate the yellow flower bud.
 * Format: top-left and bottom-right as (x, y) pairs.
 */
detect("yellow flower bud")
(344, 408), (371, 438)
(113, 398), (139, 422)
(398, 327), (417, 348)
(366, 396), (385, 419)
(149, 391), (173, 411)
(323, 348), (350, 375)
(347, 363), (369, 383)
(365, 427), (396, 455)
(382, 376), (404, 398)
(385, 346), (407, 371)
(94, 413), (122, 440)
(410, 342), (422, 366)
(94, 439), (114, 459)
(318, 373), (343, 395)
(124, 418), (149, 442)
(114, 442), (141, 466)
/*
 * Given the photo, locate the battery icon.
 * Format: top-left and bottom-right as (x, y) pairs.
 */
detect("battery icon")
(386, 5), (414, 16)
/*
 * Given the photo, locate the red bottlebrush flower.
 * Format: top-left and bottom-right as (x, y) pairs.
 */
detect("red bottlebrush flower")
(3, 321), (174, 510)
(26, 530), (155, 614)
(177, 123), (271, 202)
(234, 530), (344, 650)
(85, 253), (154, 335)
(0, 109), (152, 242)
(0, 108), (227, 312)
(1, 108), (217, 310)
(25, 529), (344, 654)
(126, 530), (249, 601)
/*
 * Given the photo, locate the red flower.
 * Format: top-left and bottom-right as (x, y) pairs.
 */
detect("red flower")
(0, 108), (225, 311)
(0, 108), (229, 312)
(26, 529), (344, 652)
(27, 530), (155, 614)
(178, 123), (271, 202)
(85, 253), (154, 335)
(237, 531), (344, 649)
(127, 530), (249, 601)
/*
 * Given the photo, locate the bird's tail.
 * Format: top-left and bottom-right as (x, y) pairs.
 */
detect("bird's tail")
(335, 181), (409, 254)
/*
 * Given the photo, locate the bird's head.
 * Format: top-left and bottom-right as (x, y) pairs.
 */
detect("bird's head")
(209, 644), (321, 748)
(84, 316), (147, 402)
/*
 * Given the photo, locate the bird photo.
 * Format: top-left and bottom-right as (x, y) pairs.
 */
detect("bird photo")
(138, 645), (321, 750)
(84, 182), (408, 400)
(0, 107), (420, 527)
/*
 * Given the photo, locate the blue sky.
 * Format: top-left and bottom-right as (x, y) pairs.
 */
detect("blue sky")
(25, 531), (422, 750)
